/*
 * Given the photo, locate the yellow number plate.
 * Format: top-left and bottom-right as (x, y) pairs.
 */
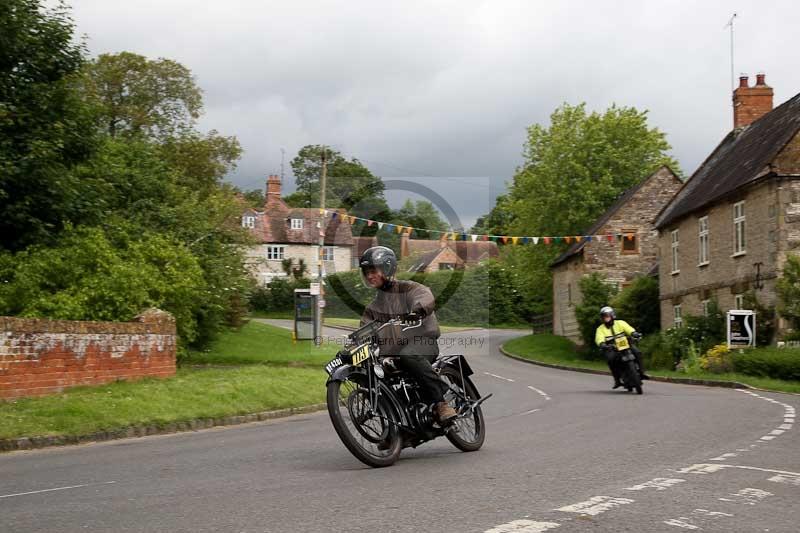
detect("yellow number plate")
(614, 336), (630, 351)
(351, 344), (370, 366)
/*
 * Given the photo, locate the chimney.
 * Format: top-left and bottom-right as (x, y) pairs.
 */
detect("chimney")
(733, 72), (773, 128)
(265, 174), (282, 208)
(400, 232), (410, 258)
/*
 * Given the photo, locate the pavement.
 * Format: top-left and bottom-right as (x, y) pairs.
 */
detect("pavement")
(1, 326), (798, 532)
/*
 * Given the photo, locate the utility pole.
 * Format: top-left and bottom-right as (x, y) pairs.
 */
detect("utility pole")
(315, 148), (327, 346)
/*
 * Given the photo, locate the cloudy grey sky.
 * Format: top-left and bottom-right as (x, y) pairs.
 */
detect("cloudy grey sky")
(68, 0), (800, 229)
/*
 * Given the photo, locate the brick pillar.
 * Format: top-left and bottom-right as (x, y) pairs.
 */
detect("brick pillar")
(733, 73), (773, 128)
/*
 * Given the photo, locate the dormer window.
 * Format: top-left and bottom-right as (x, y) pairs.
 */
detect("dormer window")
(242, 215), (255, 229)
(290, 218), (303, 230)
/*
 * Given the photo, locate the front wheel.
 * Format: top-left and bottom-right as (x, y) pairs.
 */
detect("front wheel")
(326, 376), (402, 467)
(439, 367), (486, 452)
(625, 360), (643, 395)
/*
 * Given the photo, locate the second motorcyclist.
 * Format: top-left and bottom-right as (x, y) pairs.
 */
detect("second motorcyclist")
(595, 306), (649, 389)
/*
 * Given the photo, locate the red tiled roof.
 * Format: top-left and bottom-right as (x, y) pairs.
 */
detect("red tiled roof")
(406, 239), (499, 264)
(243, 201), (353, 246)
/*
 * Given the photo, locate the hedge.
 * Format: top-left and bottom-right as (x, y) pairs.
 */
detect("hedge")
(732, 348), (800, 381)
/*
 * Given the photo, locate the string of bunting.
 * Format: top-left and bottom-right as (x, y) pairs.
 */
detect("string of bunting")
(319, 209), (644, 245)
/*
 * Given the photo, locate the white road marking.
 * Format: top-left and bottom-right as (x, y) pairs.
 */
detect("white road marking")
(718, 488), (771, 505)
(663, 518), (699, 530)
(484, 372), (515, 383)
(679, 464), (800, 477)
(527, 385), (551, 401)
(778, 423), (793, 430)
(484, 520), (560, 533)
(759, 435), (776, 441)
(0, 481), (116, 499)
(625, 478), (685, 491)
(768, 473), (800, 486)
(710, 453), (738, 461)
(556, 496), (634, 516)
(768, 429), (785, 436)
(522, 408), (541, 415)
(694, 509), (733, 518)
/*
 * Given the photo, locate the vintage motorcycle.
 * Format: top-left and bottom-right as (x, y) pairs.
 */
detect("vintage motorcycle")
(324, 315), (491, 467)
(603, 331), (644, 395)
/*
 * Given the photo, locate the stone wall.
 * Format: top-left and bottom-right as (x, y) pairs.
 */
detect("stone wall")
(245, 244), (354, 284)
(657, 179), (798, 330)
(552, 167), (682, 343)
(0, 309), (176, 400)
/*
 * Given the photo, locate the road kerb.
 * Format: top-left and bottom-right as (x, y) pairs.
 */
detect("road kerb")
(499, 344), (752, 390)
(0, 403), (327, 453)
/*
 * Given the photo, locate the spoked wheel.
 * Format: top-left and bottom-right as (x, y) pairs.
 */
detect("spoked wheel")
(326, 375), (401, 467)
(439, 367), (486, 452)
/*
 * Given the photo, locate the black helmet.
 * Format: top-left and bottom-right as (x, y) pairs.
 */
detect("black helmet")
(600, 306), (616, 320)
(359, 246), (397, 287)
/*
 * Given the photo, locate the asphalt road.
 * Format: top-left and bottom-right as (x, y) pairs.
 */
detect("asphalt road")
(1, 327), (798, 532)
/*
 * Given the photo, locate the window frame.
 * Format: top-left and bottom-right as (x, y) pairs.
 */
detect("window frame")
(321, 246), (335, 261)
(670, 229), (680, 274)
(290, 218), (304, 230)
(673, 304), (683, 328)
(698, 216), (709, 266)
(266, 245), (286, 261)
(242, 215), (255, 229)
(734, 293), (745, 310)
(620, 229), (639, 255)
(701, 299), (710, 317)
(733, 201), (746, 256)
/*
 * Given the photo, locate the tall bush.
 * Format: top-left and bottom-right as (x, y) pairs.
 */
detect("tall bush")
(611, 276), (660, 335)
(777, 255), (800, 334)
(574, 273), (617, 351)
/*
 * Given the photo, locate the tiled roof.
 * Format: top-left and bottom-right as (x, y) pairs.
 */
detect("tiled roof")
(406, 239), (499, 264)
(655, 91), (800, 228)
(243, 199), (353, 246)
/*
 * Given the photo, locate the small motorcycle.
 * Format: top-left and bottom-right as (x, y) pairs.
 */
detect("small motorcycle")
(603, 332), (643, 395)
(324, 315), (491, 467)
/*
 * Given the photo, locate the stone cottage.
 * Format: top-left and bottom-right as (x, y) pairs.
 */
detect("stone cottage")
(654, 75), (800, 335)
(242, 175), (354, 284)
(551, 166), (683, 342)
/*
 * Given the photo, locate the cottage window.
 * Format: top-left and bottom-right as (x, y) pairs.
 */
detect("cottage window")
(620, 229), (639, 254)
(567, 283), (572, 305)
(734, 293), (745, 310)
(733, 201), (746, 255)
(290, 218), (304, 230)
(438, 263), (456, 271)
(701, 299), (710, 317)
(671, 229), (679, 274)
(698, 216), (709, 266)
(673, 305), (683, 328)
(322, 246), (335, 261)
(242, 215), (255, 229)
(266, 246), (285, 260)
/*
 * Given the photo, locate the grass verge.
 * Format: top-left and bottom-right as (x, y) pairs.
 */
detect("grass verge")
(503, 334), (800, 394)
(0, 322), (333, 441)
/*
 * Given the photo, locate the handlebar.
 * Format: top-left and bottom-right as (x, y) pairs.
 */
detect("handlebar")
(347, 315), (424, 344)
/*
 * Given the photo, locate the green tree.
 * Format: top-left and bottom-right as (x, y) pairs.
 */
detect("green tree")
(611, 276), (660, 335)
(777, 255), (800, 333)
(78, 51), (202, 139)
(287, 144), (390, 218)
(574, 273), (617, 351)
(0, 0), (98, 250)
(470, 194), (515, 235)
(509, 103), (680, 237)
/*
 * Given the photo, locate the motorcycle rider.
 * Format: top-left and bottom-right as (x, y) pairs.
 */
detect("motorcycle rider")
(358, 246), (457, 424)
(595, 306), (649, 389)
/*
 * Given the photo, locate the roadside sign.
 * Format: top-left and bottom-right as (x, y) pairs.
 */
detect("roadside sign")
(309, 282), (321, 295)
(727, 310), (755, 348)
(319, 298), (326, 308)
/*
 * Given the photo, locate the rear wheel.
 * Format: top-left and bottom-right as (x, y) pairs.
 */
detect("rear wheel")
(326, 375), (401, 467)
(625, 360), (643, 395)
(439, 367), (486, 452)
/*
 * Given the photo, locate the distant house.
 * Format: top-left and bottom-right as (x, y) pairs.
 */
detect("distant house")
(242, 175), (354, 284)
(400, 233), (499, 273)
(351, 236), (378, 268)
(550, 166), (683, 342)
(654, 75), (800, 336)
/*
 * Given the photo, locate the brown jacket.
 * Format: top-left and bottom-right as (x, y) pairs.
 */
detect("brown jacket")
(361, 279), (440, 353)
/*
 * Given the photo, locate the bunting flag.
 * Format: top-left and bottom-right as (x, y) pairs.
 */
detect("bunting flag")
(316, 209), (645, 247)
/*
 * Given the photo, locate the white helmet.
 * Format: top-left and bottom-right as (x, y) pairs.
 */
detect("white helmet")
(600, 306), (616, 319)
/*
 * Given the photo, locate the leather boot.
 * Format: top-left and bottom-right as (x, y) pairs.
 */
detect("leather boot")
(435, 401), (457, 424)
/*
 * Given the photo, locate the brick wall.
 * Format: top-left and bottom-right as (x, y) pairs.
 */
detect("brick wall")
(0, 309), (176, 400)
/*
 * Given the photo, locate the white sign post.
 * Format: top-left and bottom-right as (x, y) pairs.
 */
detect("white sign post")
(309, 282), (321, 296)
(727, 309), (755, 348)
